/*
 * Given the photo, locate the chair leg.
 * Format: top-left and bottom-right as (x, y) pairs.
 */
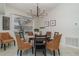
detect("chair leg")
(53, 50), (55, 56)
(14, 40), (16, 46)
(1, 43), (3, 48)
(43, 50), (46, 56)
(35, 49), (36, 56)
(29, 38), (31, 43)
(32, 47), (33, 54)
(8, 43), (10, 46)
(58, 49), (60, 56)
(4, 44), (6, 50)
(44, 48), (46, 56)
(20, 50), (22, 56)
(17, 49), (19, 55)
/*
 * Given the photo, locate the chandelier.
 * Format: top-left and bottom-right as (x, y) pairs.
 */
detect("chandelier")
(29, 3), (47, 18)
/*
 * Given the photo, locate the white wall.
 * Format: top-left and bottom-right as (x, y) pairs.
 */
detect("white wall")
(41, 4), (79, 48)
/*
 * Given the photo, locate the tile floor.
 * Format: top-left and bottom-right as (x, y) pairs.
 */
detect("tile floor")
(0, 44), (79, 56)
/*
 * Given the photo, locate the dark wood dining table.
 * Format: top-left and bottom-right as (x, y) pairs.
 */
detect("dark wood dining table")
(28, 34), (50, 43)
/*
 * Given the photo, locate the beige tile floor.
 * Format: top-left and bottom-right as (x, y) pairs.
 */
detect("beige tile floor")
(0, 44), (79, 56)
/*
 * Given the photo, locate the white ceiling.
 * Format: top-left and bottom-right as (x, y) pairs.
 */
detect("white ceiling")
(0, 3), (5, 14)
(6, 3), (59, 13)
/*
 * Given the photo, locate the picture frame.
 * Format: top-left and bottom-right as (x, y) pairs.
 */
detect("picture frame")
(50, 20), (56, 26)
(45, 21), (49, 27)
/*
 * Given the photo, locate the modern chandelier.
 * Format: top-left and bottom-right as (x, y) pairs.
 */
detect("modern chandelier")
(29, 3), (47, 18)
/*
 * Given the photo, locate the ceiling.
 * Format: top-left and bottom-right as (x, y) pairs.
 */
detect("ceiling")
(6, 3), (59, 14)
(0, 3), (5, 14)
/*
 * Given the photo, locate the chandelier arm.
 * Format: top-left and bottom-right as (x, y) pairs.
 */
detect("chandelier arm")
(29, 3), (47, 18)
(37, 3), (39, 17)
(39, 10), (45, 16)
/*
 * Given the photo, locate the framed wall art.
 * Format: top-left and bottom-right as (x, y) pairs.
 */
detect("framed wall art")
(50, 20), (56, 26)
(3, 16), (10, 30)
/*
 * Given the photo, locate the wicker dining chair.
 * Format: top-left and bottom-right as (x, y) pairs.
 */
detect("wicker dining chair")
(0, 32), (15, 50)
(28, 32), (34, 43)
(16, 35), (32, 56)
(0, 36), (2, 48)
(46, 32), (51, 37)
(54, 32), (59, 38)
(46, 34), (62, 56)
(46, 32), (51, 41)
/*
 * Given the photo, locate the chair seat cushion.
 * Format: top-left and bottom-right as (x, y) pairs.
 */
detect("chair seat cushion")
(2, 39), (14, 43)
(20, 42), (32, 51)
